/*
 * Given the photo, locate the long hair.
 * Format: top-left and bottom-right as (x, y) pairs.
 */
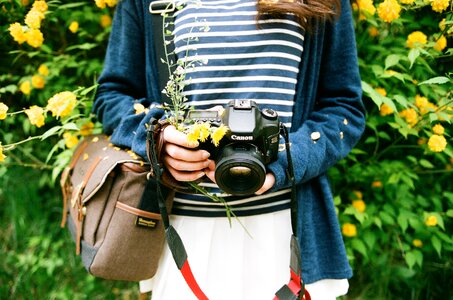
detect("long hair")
(256, 0), (341, 30)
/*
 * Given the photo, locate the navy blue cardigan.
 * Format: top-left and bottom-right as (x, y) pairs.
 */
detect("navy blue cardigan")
(94, 0), (365, 283)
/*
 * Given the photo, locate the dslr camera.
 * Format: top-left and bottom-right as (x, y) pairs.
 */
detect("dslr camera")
(186, 99), (281, 196)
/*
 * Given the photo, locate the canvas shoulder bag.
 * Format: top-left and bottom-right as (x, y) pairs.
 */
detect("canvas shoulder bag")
(60, 134), (172, 281)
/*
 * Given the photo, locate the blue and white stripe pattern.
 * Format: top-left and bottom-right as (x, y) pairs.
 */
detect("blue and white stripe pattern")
(172, 0), (304, 217)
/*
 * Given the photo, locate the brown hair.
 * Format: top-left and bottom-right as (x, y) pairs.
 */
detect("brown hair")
(256, 0), (341, 30)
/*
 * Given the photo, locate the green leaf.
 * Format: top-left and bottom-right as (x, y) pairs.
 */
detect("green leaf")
(62, 123), (79, 131)
(57, 2), (87, 9)
(393, 95), (409, 108)
(40, 126), (62, 141)
(351, 239), (368, 258)
(79, 85), (98, 96)
(418, 76), (450, 85)
(408, 48), (420, 69)
(413, 249), (423, 268)
(362, 81), (397, 112)
(385, 54), (401, 70)
(379, 211), (394, 225)
(405, 251), (416, 269)
(419, 159), (435, 169)
(374, 217), (382, 229)
(334, 195), (342, 206)
(397, 214), (408, 233)
(446, 209), (453, 218)
(66, 43), (98, 51)
(431, 235), (442, 257)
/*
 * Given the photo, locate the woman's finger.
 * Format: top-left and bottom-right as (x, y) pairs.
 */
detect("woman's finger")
(254, 173), (275, 195)
(163, 155), (210, 172)
(163, 125), (199, 148)
(166, 165), (206, 182)
(165, 143), (210, 162)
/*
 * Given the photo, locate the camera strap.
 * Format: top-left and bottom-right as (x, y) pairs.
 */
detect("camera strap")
(273, 124), (310, 300)
(148, 2), (309, 299)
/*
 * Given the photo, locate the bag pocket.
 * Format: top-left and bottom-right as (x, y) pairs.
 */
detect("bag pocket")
(88, 163), (166, 281)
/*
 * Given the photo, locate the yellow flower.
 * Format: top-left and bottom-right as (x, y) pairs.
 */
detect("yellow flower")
(356, 0), (376, 19)
(187, 124), (201, 144)
(414, 95), (437, 115)
(63, 132), (79, 149)
(25, 105), (45, 127)
(38, 64), (49, 76)
(375, 87), (387, 96)
(371, 180), (383, 188)
(95, 0), (106, 9)
(80, 121), (95, 136)
(377, 0), (401, 23)
(69, 21), (79, 33)
(100, 14), (112, 28)
(352, 190), (363, 199)
(430, 0), (449, 12)
(342, 223), (357, 237)
(32, 0), (48, 13)
(25, 29), (44, 48)
(433, 35), (447, 51)
(25, 10), (44, 29)
(20, 81), (31, 95)
(105, 0), (118, 7)
(9, 23), (27, 44)
(199, 122), (211, 142)
(31, 75), (45, 89)
(368, 26), (379, 37)
(211, 124), (229, 147)
(46, 91), (77, 118)
(432, 124), (445, 135)
(380, 103), (394, 116)
(0, 146), (6, 162)
(400, 0), (415, 3)
(439, 18), (446, 31)
(406, 31), (428, 48)
(352, 199), (366, 213)
(0, 103), (8, 120)
(428, 134), (447, 152)
(412, 239), (423, 248)
(399, 108), (418, 127)
(415, 94), (428, 108)
(425, 215), (438, 227)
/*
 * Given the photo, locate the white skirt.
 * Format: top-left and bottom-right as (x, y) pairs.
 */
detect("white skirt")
(140, 209), (349, 300)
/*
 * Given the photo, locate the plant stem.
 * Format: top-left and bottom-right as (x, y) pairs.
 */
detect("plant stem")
(187, 182), (252, 237)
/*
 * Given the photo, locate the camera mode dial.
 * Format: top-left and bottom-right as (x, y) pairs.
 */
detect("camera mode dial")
(261, 108), (278, 120)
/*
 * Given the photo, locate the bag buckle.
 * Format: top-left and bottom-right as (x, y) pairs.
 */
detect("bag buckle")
(149, 0), (176, 14)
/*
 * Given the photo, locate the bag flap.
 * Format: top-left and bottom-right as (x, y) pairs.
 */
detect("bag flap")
(68, 135), (149, 204)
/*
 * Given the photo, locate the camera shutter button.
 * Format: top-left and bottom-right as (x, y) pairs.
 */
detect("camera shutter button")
(262, 108), (278, 120)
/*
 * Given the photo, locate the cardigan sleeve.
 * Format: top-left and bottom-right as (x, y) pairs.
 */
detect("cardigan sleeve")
(93, 0), (164, 160)
(267, 0), (366, 190)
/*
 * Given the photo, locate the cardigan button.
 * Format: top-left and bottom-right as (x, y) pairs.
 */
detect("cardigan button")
(310, 132), (321, 141)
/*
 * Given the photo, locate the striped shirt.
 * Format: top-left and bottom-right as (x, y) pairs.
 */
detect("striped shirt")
(172, 0), (304, 217)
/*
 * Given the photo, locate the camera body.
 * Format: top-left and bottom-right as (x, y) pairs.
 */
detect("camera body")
(186, 99), (280, 195)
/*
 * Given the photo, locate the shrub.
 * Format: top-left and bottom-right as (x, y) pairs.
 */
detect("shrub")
(0, 0), (452, 299)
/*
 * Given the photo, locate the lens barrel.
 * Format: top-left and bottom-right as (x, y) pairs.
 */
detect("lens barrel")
(215, 144), (266, 196)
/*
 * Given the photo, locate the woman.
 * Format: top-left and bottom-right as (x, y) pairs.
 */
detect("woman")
(94, 0), (365, 298)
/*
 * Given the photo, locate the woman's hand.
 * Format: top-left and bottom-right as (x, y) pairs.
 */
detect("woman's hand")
(204, 165), (276, 195)
(162, 125), (211, 182)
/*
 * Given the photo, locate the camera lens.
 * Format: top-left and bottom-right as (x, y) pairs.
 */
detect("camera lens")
(215, 144), (266, 196)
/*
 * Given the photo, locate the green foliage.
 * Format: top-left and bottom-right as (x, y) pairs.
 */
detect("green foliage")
(0, 0), (452, 299)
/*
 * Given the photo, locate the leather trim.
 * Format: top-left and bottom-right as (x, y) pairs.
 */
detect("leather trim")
(116, 201), (161, 220)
